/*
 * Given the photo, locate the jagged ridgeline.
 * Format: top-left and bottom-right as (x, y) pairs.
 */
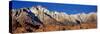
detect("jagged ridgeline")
(9, 5), (97, 33)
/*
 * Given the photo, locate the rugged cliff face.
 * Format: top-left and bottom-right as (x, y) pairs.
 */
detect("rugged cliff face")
(9, 6), (97, 33)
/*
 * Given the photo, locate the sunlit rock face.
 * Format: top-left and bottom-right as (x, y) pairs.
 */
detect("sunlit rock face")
(10, 6), (97, 33)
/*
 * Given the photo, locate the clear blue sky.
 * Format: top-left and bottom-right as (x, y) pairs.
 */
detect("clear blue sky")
(9, 1), (97, 14)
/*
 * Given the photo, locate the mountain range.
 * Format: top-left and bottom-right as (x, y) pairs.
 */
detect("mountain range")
(9, 6), (97, 33)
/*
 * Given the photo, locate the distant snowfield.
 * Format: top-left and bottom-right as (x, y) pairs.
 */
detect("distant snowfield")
(29, 6), (97, 23)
